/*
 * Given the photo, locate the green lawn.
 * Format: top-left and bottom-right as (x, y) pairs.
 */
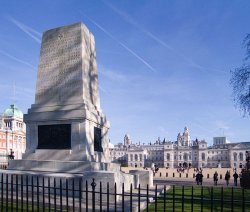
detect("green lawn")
(148, 186), (250, 212)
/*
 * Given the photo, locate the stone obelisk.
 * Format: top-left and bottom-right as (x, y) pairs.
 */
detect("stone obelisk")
(9, 22), (112, 172)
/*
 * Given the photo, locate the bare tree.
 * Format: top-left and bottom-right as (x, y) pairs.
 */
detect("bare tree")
(230, 34), (250, 116)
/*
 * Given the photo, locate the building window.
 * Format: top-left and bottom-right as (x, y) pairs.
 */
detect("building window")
(233, 152), (237, 161)
(167, 153), (170, 160)
(135, 154), (138, 161)
(202, 153), (205, 161)
(239, 153), (243, 161)
(130, 155), (133, 161)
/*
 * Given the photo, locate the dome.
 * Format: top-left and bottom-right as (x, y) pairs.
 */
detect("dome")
(3, 104), (23, 119)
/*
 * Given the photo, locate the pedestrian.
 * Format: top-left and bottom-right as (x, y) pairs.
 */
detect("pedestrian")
(213, 171), (218, 186)
(233, 171), (239, 186)
(225, 171), (230, 186)
(195, 172), (200, 185)
(199, 171), (203, 185)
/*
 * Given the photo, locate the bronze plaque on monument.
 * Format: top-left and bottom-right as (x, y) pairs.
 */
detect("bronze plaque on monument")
(38, 124), (71, 149)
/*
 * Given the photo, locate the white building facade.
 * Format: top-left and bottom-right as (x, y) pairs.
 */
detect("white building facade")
(110, 127), (250, 169)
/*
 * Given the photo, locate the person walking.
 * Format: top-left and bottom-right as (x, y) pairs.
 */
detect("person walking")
(233, 171), (239, 186)
(225, 171), (230, 186)
(195, 172), (200, 185)
(199, 171), (203, 185)
(213, 171), (218, 186)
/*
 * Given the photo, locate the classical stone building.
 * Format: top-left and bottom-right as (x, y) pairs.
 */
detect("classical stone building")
(0, 104), (26, 163)
(110, 127), (250, 169)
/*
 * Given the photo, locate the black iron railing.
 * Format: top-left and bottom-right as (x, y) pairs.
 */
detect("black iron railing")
(0, 173), (249, 211)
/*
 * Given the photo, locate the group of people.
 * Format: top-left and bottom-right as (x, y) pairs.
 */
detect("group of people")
(194, 170), (241, 186)
(213, 170), (240, 186)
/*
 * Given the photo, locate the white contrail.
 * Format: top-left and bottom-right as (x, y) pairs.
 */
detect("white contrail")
(7, 17), (41, 43)
(80, 12), (156, 72)
(0, 49), (36, 70)
(103, 1), (227, 74)
(102, 0), (173, 50)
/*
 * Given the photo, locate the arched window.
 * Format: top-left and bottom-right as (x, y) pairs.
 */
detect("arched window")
(239, 152), (243, 161)
(130, 155), (133, 161)
(135, 154), (138, 161)
(202, 153), (205, 161)
(233, 153), (237, 161)
(140, 154), (142, 161)
(183, 153), (188, 160)
(167, 153), (170, 160)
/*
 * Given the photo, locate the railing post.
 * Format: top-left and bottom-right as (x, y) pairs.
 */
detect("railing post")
(11, 174), (13, 211)
(164, 185), (166, 212)
(242, 188), (245, 212)
(201, 186), (204, 212)
(21, 175), (23, 211)
(6, 174), (9, 210)
(86, 180), (88, 212)
(210, 187), (213, 212)
(130, 183), (132, 212)
(79, 178), (82, 212)
(66, 178), (69, 211)
(48, 177), (51, 212)
(114, 182), (117, 212)
(91, 178), (96, 212)
(155, 184), (157, 212)
(191, 186), (194, 212)
(100, 181), (102, 212)
(182, 185), (184, 212)
(173, 185), (175, 212)
(220, 187), (223, 212)
(72, 178), (75, 212)
(1, 173), (3, 211)
(16, 175), (18, 212)
(122, 183), (124, 211)
(60, 178), (62, 212)
(138, 184), (141, 211)
(107, 182), (109, 212)
(54, 178), (56, 212)
(147, 184), (149, 212)
(231, 187), (234, 212)
(31, 175), (34, 212)
(42, 176), (45, 212)
(37, 176), (40, 212)
(26, 175), (28, 212)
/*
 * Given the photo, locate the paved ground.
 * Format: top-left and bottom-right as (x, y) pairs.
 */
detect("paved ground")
(154, 177), (241, 187)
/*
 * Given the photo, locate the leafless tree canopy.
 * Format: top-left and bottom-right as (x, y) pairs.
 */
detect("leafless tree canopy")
(230, 34), (250, 116)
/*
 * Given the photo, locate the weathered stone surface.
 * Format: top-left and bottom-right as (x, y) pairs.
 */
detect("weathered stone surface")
(13, 22), (110, 164)
(36, 22), (100, 109)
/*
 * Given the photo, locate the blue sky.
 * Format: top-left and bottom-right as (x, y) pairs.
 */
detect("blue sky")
(0, 0), (249, 145)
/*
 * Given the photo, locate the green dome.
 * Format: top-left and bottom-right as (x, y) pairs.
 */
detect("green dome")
(3, 104), (23, 119)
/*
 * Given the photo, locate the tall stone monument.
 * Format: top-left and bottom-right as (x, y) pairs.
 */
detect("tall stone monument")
(8, 22), (112, 171)
(8, 22), (152, 191)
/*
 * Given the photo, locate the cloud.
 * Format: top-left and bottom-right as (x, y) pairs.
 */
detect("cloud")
(0, 49), (36, 70)
(79, 11), (156, 72)
(7, 16), (41, 43)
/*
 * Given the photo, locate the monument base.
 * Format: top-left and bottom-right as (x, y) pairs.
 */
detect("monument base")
(8, 159), (153, 191)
